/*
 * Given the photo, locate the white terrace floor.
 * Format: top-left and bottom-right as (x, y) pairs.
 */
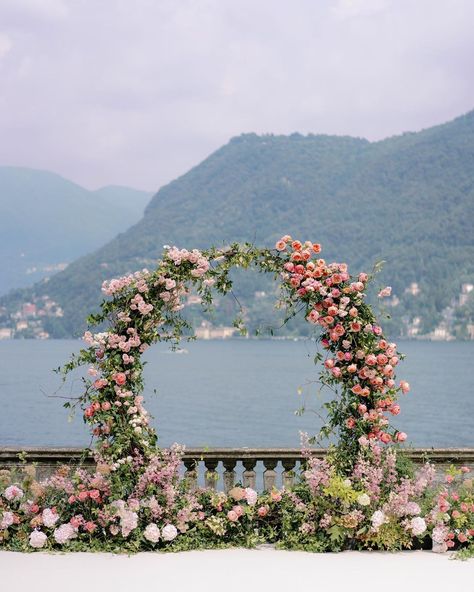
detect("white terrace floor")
(2, 548), (473, 592)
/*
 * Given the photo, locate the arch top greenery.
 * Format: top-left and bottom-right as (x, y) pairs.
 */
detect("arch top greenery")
(64, 235), (409, 471)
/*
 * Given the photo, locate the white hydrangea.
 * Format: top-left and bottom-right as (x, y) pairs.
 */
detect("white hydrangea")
(371, 510), (387, 531)
(144, 523), (160, 543)
(357, 493), (371, 506)
(162, 524), (178, 541)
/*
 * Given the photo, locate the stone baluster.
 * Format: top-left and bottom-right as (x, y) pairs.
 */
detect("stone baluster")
(183, 458), (198, 491)
(204, 459), (219, 490)
(282, 459), (296, 489)
(242, 459), (256, 489)
(223, 459), (237, 493)
(263, 459), (278, 491)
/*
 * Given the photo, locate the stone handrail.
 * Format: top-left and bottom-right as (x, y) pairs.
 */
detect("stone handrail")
(1, 447), (474, 492)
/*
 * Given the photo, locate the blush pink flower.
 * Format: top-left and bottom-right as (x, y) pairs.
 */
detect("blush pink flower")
(227, 510), (239, 522)
(29, 530), (47, 548)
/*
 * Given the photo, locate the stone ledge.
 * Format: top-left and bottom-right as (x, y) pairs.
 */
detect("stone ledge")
(1, 446), (474, 464)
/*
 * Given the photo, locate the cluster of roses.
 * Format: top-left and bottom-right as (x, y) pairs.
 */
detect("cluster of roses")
(428, 467), (474, 553)
(275, 235), (408, 444)
(76, 246), (215, 463)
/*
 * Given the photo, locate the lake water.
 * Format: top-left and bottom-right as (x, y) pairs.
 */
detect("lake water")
(0, 339), (473, 448)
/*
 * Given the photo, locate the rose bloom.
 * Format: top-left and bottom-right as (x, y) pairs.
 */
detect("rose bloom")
(227, 510), (239, 522)
(89, 489), (100, 501)
(270, 490), (282, 502)
(144, 523), (161, 543)
(29, 530), (47, 549)
(275, 240), (286, 251)
(162, 524), (178, 541)
(258, 506), (269, 517)
(84, 521), (97, 533)
(232, 505), (244, 518)
(400, 380), (410, 394)
(114, 372), (127, 386)
(228, 486), (246, 501)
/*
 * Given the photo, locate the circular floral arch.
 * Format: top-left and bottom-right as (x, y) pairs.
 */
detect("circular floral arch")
(65, 236), (409, 475)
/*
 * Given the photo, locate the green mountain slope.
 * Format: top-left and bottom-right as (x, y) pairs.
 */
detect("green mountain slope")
(0, 167), (152, 295)
(2, 111), (474, 338)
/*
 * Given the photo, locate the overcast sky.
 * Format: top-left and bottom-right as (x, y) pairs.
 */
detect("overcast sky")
(0, 0), (473, 191)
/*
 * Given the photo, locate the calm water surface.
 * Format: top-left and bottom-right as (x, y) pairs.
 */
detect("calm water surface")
(0, 339), (473, 447)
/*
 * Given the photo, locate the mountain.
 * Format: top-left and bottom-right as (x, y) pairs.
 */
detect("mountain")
(1, 111), (474, 339)
(0, 167), (152, 295)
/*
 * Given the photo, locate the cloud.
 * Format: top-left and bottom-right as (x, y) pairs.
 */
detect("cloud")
(0, 33), (12, 59)
(0, 0), (472, 191)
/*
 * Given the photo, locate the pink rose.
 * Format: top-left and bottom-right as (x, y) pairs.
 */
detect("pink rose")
(114, 373), (127, 386)
(396, 432), (407, 442)
(275, 240), (286, 251)
(227, 510), (239, 522)
(232, 505), (244, 518)
(258, 506), (268, 517)
(270, 491), (282, 502)
(78, 491), (89, 502)
(400, 381), (410, 394)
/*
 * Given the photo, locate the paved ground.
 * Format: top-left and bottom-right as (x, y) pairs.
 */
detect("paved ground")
(1, 548), (473, 592)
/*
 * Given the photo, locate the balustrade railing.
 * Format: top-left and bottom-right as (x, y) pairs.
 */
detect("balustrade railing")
(1, 447), (474, 491)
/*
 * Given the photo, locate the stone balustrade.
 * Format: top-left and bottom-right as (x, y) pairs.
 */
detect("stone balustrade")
(1, 447), (474, 492)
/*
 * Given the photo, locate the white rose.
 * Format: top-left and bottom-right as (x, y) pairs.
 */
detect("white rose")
(357, 493), (371, 506)
(162, 524), (178, 541)
(29, 530), (47, 548)
(144, 523), (160, 543)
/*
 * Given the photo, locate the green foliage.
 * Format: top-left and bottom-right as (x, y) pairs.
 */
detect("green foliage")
(3, 111), (474, 337)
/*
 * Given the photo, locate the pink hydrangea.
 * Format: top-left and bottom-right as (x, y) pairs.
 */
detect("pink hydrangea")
(244, 488), (258, 506)
(53, 523), (77, 545)
(0, 511), (14, 530)
(4, 485), (24, 501)
(42, 508), (59, 528)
